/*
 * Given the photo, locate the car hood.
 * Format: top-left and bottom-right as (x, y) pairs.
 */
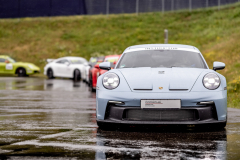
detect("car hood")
(118, 67), (205, 92)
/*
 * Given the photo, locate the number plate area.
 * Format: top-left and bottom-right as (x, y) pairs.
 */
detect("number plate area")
(141, 99), (181, 109)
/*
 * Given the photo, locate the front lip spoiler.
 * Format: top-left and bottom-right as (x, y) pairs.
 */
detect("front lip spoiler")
(97, 119), (226, 125)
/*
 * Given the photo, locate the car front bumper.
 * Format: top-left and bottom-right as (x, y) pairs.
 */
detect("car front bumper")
(27, 69), (40, 74)
(96, 104), (226, 128)
(96, 90), (227, 123)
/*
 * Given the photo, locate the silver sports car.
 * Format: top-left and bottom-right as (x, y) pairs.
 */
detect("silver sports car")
(96, 44), (227, 129)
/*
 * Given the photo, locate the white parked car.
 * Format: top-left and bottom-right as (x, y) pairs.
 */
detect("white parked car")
(44, 56), (89, 82)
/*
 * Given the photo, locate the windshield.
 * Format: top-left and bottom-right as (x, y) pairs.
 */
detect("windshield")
(8, 57), (16, 63)
(70, 59), (86, 64)
(97, 56), (105, 64)
(89, 57), (97, 62)
(104, 57), (119, 62)
(116, 50), (207, 69)
(89, 57), (97, 66)
(104, 56), (119, 68)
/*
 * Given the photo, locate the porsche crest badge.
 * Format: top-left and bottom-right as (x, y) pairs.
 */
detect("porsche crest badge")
(159, 87), (163, 90)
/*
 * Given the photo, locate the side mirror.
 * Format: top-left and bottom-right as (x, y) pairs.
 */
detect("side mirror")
(84, 62), (88, 66)
(94, 64), (100, 69)
(5, 60), (9, 63)
(213, 62), (225, 71)
(99, 62), (111, 70)
(64, 62), (70, 66)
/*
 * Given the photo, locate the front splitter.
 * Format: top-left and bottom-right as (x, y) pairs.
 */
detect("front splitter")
(97, 119), (227, 130)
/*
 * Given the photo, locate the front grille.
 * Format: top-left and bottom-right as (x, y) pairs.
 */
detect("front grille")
(124, 109), (198, 121)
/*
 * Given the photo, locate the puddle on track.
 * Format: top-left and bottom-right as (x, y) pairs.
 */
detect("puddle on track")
(0, 77), (239, 159)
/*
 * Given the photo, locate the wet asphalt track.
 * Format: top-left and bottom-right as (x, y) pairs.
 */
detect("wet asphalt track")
(0, 77), (240, 159)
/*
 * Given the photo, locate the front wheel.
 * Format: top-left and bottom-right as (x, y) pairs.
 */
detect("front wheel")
(97, 122), (111, 130)
(89, 76), (96, 92)
(17, 68), (27, 77)
(47, 69), (55, 79)
(73, 70), (81, 82)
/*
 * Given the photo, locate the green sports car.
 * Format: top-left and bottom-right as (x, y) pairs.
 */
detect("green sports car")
(0, 55), (40, 77)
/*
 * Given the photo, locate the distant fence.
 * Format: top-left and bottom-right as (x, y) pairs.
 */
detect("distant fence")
(0, 0), (86, 18)
(0, 0), (239, 18)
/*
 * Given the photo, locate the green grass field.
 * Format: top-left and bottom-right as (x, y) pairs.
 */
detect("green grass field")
(0, 3), (240, 108)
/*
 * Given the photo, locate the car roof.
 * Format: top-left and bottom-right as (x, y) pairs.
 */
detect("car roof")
(61, 56), (87, 60)
(124, 44), (200, 53)
(0, 55), (10, 58)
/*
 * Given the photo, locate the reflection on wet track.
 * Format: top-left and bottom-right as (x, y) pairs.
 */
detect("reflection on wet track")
(0, 77), (239, 159)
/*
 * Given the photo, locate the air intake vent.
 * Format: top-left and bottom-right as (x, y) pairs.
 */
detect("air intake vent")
(124, 109), (198, 121)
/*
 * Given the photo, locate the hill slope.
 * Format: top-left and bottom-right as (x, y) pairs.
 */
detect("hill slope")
(0, 3), (240, 108)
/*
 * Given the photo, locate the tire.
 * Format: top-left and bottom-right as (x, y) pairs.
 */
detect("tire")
(91, 86), (96, 92)
(88, 76), (91, 87)
(73, 70), (81, 82)
(222, 121), (227, 128)
(214, 116), (227, 130)
(47, 69), (55, 79)
(212, 122), (227, 130)
(220, 119), (227, 129)
(89, 75), (96, 92)
(97, 122), (113, 130)
(17, 68), (27, 77)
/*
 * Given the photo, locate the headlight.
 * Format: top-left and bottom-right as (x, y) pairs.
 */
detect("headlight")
(103, 73), (120, 90)
(203, 73), (221, 90)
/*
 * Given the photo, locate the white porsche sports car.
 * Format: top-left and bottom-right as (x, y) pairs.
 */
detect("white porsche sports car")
(44, 56), (89, 81)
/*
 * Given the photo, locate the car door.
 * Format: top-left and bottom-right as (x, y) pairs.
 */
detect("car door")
(4, 58), (15, 74)
(54, 59), (70, 78)
(0, 58), (6, 73)
(62, 59), (73, 77)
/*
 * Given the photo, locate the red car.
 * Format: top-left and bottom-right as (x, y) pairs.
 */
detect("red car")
(89, 55), (121, 92)
(88, 56), (104, 85)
